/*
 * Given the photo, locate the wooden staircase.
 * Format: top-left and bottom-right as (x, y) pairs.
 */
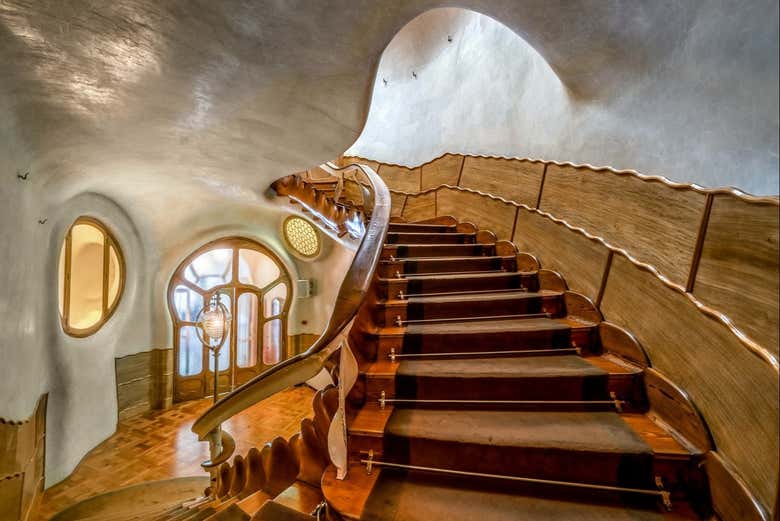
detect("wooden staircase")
(321, 216), (712, 520)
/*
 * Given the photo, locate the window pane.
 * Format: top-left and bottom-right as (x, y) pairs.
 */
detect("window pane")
(185, 248), (232, 290)
(178, 326), (202, 376)
(238, 249), (280, 288)
(208, 292), (231, 372)
(236, 293), (258, 368)
(263, 319), (282, 365)
(263, 283), (287, 318)
(107, 245), (121, 308)
(68, 223), (105, 329)
(173, 285), (203, 322)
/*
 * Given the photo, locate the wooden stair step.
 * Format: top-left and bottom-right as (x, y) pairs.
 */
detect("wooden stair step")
(250, 500), (315, 520)
(322, 463), (699, 521)
(378, 271), (538, 299)
(381, 355), (642, 406)
(381, 409), (679, 490)
(374, 290), (563, 326)
(385, 232), (476, 245)
(383, 243), (495, 258)
(387, 223), (458, 233)
(400, 317), (595, 354)
(378, 255), (514, 277)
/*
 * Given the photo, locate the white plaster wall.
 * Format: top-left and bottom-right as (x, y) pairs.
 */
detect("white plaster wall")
(348, 5), (779, 196)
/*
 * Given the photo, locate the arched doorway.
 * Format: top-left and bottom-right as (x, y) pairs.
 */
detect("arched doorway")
(168, 237), (291, 402)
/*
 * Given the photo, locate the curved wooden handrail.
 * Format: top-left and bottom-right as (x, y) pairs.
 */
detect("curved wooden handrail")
(191, 163), (390, 452)
(383, 182), (779, 373)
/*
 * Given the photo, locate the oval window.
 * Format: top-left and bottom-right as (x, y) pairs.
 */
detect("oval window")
(283, 216), (320, 258)
(59, 217), (124, 337)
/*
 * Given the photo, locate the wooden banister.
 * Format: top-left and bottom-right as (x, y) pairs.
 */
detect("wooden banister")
(191, 163), (390, 465)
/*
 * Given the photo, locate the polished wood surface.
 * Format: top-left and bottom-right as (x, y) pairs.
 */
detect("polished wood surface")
(459, 156), (544, 207)
(0, 394), (46, 521)
(693, 194), (779, 356)
(705, 451), (770, 521)
(600, 253), (779, 511)
(34, 386), (313, 520)
(514, 209), (610, 302)
(115, 348), (173, 420)
(539, 164), (706, 288)
(401, 193), (436, 222)
(437, 189), (516, 239)
(420, 154), (462, 190)
(375, 164), (420, 192)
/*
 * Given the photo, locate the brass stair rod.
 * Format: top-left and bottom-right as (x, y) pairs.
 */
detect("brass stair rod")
(388, 347), (581, 360)
(358, 458), (672, 510)
(398, 287), (528, 299)
(397, 312), (551, 326)
(378, 391), (624, 411)
(397, 268), (506, 278)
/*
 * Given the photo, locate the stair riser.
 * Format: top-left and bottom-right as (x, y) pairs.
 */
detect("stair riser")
(384, 437), (656, 490)
(374, 295), (564, 326)
(386, 233), (475, 245)
(401, 328), (595, 355)
(388, 224), (457, 233)
(363, 374), (645, 412)
(354, 328), (597, 362)
(379, 257), (514, 278)
(382, 244), (495, 259)
(377, 273), (539, 300)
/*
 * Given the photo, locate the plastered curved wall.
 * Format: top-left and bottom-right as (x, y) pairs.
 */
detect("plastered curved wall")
(348, 5), (779, 195)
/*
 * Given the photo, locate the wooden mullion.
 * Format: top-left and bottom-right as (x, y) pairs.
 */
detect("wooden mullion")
(63, 230), (72, 327)
(101, 233), (109, 318)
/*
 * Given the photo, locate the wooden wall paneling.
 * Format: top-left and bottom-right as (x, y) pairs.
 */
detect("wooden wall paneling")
(692, 194), (780, 356)
(436, 188), (516, 239)
(342, 180), (364, 206)
(116, 348), (173, 420)
(0, 395), (46, 521)
(0, 475), (23, 520)
(420, 154), (462, 189)
(705, 450), (770, 521)
(600, 254), (779, 512)
(389, 194), (405, 218)
(513, 210), (610, 302)
(340, 157), (382, 173)
(376, 165), (421, 193)
(402, 193), (436, 222)
(459, 157), (545, 207)
(540, 164), (706, 287)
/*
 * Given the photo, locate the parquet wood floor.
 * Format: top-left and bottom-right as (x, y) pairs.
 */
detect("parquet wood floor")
(34, 385), (315, 520)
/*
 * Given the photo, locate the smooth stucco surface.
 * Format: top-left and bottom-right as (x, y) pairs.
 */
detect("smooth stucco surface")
(348, 6), (779, 195)
(0, 0), (777, 487)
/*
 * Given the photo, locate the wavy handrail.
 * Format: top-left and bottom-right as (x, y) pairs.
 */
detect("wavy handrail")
(191, 163), (390, 448)
(342, 152), (780, 203)
(385, 182), (779, 373)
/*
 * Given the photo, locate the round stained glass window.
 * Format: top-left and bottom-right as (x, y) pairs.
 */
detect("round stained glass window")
(283, 216), (320, 258)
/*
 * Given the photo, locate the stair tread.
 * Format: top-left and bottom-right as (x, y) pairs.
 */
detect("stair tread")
(382, 255), (512, 264)
(405, 317), (579, 335)
(386, 409), (651, 454)
(357, 470), (698, 521)
(380, 271), (533, 282)
(397, 355), (606, 378)
(406, 289), (558, 304)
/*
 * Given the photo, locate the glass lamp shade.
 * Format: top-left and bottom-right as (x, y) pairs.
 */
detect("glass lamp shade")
(201, 307), (227, 340)
(195, 295), (232, 349)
